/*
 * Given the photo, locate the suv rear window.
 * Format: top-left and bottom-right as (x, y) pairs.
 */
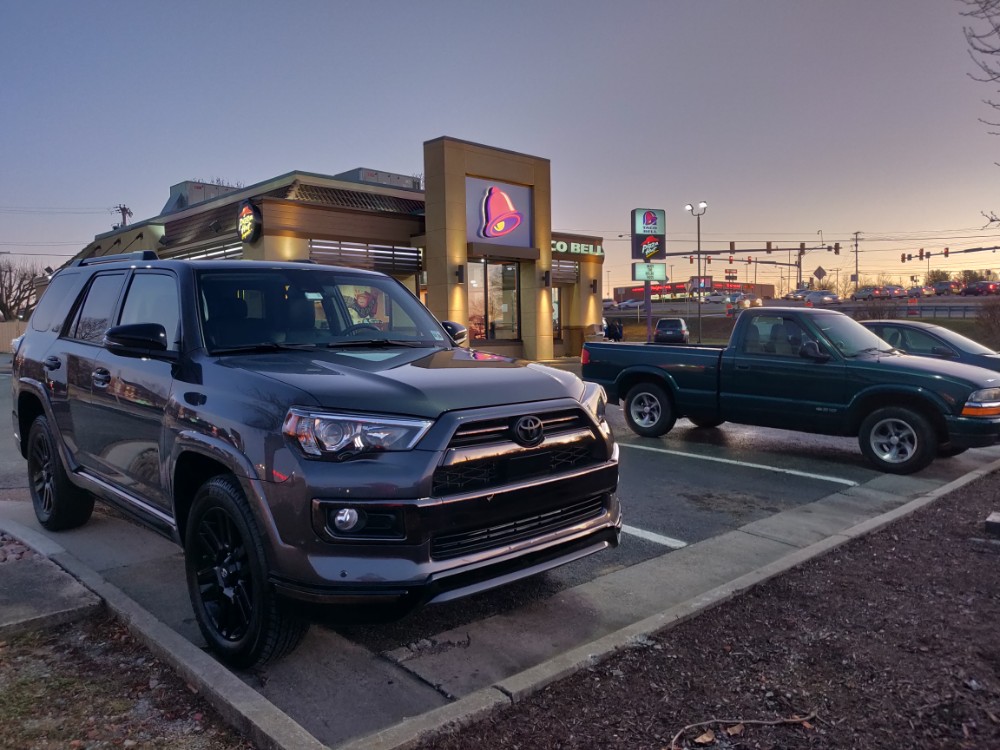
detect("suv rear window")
(30, 272), (80, 333)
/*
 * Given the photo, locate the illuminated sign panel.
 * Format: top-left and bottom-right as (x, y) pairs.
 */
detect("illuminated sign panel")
(465, 177), (533, 247)
(551, 239), (604, 257)
(632, 262), (667, 282)
(237, 201), (262, 243)
(630, 208), (666, 261)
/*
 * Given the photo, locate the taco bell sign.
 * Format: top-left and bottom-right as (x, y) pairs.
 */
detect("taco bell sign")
(630, 208), (666, 261)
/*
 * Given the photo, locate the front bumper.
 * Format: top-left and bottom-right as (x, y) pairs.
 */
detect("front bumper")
(944, 415), (1000, 449)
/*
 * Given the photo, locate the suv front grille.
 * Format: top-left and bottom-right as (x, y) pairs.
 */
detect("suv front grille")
(447, 408), (589, 449)
(430, 494), (606, 561)
(432, 444), (594, 495)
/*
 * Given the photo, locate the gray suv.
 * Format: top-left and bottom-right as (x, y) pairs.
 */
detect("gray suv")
(12, 253), (621, 667)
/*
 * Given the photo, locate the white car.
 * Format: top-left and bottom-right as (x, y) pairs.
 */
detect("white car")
(705, 292), (729, 303)
(618, 299), (643, 309)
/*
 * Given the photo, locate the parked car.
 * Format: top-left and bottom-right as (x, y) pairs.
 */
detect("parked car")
(783, 289), (807, 301)
(883, 285), (907, 299)
(860, 320), (1000, 372)
(617, 298), (643, 309)
(602, 298), (619, 310)
(850, 286), (886, 301)
(705, 291), (729, 304)
(804, 290), (841, 306)
(960, 280), (999, 296)
(741, 294), (764, 307)
(12, 252), (621, 667)
(907, 286), (935, 298)
(933, 281), (963, 296)
(653, 317), (689, 343)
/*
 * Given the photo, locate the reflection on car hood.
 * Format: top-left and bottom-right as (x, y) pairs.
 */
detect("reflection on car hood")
(867, 350), (1000, 387)
(215, 346), (585, 417)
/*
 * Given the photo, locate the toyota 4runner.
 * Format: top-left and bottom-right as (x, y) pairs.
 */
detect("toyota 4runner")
(12, 252), (621, 667)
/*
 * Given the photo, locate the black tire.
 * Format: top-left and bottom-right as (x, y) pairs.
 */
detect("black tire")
(185, 475), (307, 668)
(623, 382), (676, 437)
(858, 407), (936, 474)
(937, 443), (969, 458)
(26, 415), (94, 531)
(688, 416), (724, 429)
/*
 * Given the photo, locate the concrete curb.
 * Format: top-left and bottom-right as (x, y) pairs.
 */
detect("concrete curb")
(337, 455), (1000, 750)
(0, 518), (326, 750)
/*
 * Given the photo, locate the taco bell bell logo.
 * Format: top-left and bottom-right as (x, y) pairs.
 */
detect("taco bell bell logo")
(642, 210), (659, 233)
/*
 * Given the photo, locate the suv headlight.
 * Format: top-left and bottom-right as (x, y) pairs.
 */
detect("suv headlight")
(581, 382), (608, 425)
(282, 409), (433, 459)
(962, 388), (1000, 417)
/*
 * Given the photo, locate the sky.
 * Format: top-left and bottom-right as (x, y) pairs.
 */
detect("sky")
(2, 0), (999, 295)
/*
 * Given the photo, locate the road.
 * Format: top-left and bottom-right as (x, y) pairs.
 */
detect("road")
(2, 365), (996, 748)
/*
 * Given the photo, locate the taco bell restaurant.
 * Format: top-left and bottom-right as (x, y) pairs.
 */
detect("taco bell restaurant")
(72, 136), (607, 360)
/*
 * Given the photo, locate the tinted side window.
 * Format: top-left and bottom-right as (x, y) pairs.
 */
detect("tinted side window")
(118, 273), (181, 351)
(68, 273), (127, 344)
(30, 273), (81, 333)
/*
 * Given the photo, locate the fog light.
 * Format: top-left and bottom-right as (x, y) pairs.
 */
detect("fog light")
(333, 508), (362, 532)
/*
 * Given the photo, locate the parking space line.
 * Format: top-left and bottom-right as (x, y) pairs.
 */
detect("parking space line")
(619, 442), (859, 487)
(622, 524), (688, 549)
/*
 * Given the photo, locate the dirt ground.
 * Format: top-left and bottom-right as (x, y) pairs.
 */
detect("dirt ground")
(3, 470), (1000, 750)
(421, 472), (1000, 750)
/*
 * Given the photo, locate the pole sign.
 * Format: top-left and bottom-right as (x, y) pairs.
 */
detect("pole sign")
(630, 208), (666, 261)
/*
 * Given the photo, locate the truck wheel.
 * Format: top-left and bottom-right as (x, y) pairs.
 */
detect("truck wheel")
(689, 416), (724, 429)
(27, 415), (94, 531)
(185, 475), (308, 668)
(624, 383), (677, 437)
(858, 407), (935, 474)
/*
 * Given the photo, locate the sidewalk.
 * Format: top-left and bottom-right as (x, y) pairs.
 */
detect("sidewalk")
(3, 454), (999, 749)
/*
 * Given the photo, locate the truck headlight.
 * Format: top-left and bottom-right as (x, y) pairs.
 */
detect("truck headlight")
(283, 409), (433, 459)
(961, 388), (1000, 417)
(581, 382), (608, 425)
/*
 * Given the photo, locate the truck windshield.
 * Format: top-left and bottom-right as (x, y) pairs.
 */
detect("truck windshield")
(197, 267), (449, 353)
(811, 312), (893, 357)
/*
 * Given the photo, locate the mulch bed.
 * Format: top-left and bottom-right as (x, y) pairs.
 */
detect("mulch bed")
(422, 473), (1000, 749)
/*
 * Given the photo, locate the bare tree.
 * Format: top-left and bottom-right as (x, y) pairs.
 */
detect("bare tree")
(960, 1), (1000, 224)
(0, 258), (42, 321)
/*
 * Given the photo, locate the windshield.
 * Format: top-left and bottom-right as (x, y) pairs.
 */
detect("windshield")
(810, 312), (892, 357)
(197, 267), (450, 353)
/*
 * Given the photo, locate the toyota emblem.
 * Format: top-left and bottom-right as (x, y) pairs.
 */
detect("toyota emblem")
(512, 415), (544, 447)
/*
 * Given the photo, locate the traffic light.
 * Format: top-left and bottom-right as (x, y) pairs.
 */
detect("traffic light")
(746, 256), (753, 265)
(799, 242), (805, 257)
(926, 251), (933, 259)
(944, 247), (950, 257)
(901, 253), (907, 263)
(907, 254), (913, 261)
(689, 255), (694, 264)
(766, 242), (772, 254)
(706, 255), (712, 264)
(918, 248), (924, 260)
(730, 241), (736, 253)
(728, 255), (734, 264)
(834, 243), (840, 255)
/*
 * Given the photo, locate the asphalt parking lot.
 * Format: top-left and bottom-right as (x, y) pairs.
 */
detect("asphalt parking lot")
(3, 364), (998, 748)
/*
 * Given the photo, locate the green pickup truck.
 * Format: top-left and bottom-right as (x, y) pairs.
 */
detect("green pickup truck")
(581, 307), (1000, 474)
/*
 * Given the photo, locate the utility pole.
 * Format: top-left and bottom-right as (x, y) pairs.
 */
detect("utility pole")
(112, 204), (133, 229)
(853, 231), (862, 288)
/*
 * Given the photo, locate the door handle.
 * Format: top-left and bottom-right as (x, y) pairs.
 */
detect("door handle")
(92, 369), (111, 388)
(736, 364), (750, 371)
(43, 356), (61, 371)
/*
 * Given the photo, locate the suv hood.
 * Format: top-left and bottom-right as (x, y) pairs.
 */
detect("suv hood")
(216, 346), (584, 417)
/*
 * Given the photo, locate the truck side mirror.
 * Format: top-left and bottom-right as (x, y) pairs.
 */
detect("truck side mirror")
(104, 323), (176, 359)
(799, 340), (831, 362)
(441, 321), (468, 346)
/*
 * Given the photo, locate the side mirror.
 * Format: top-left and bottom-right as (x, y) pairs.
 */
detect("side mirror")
(104, 323), (172, 357)
(441, 321), (468, 346)
(799, 340), (831, 362)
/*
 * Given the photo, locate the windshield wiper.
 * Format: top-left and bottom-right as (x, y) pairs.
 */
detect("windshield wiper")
(326, 339), (432, 349)
(211, 342), (318, 355)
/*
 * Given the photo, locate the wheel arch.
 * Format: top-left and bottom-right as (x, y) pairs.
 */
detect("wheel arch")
(847, 389), (949, 443)
(615, 367), (677, 406)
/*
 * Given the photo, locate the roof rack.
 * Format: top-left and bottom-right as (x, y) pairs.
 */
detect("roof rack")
(72, 250), (160, 267)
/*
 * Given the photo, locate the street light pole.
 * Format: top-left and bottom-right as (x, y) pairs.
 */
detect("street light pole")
(685, 201), (707, 343)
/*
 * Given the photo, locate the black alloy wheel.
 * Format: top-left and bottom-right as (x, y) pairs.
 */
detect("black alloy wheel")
(27, 415), (94, 531)
(185, 475), (307, 668)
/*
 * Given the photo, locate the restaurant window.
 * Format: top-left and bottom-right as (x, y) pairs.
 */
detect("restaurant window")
(468, 260), (520, 341)
(552, 287), (562, 341)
